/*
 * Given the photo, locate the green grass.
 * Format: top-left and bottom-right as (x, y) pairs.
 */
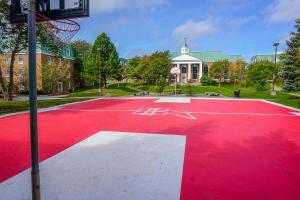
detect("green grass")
(70, 83), (138, 97)
(138, 83), (300, 109)
(270, 99), (300, 109)
(0, 98), (91, 115)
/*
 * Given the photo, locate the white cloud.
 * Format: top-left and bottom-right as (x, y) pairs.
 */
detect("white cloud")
(172, 19), (218, 41)
(90, 0), (167, 14)
(228, 16), (258, 28)
(266, 0), (300, 23)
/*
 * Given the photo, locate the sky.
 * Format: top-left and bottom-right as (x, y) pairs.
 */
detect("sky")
(74, 0), (300, 61)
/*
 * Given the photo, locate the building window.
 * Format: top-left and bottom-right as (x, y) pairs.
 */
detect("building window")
(18, 55), (24, 64)
(224, 70), (229, 80)
(47, 56), (51, 64)
(5, 56), (11, 64)
(6, 68), (10, 77)
(67, 60), (71, 68)
(202, 64), (209, 76)
(181, 65), (187, 73)
(18, 67), (24, 77)
(192, 65), (198, 80)
(57, 82), (64, 93)
(66, 48), (71, 57)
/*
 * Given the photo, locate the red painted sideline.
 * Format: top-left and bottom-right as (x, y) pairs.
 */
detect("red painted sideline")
(1, 98), (300, 200)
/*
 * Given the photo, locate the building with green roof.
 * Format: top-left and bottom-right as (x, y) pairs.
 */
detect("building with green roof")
(170, 40), (243, 83)
(1, 44), (75, 94)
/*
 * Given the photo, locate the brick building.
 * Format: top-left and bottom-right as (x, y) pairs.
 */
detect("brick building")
(0, 44), (75, 94)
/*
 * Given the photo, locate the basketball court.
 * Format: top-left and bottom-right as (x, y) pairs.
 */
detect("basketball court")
(1, 97), (300, 199)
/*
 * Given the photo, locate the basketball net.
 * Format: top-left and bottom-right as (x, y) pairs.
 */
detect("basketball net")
(36, 13), (80, 48)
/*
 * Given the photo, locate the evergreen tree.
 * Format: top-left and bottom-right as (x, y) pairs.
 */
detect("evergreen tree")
(281, 19), (300, 91)
(82, 33), (120, 87)
(71, 40), (92, 87)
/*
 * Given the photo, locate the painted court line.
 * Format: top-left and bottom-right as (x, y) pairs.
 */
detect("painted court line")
(59, 108), (300, 117)
(155, 97), (191, 103)
(0, 131), (186, 200)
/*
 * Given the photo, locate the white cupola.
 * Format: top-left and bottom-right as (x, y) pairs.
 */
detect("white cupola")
(181, 38), (189, 54)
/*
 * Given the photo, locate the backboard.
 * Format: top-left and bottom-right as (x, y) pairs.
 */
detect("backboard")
(10, 0), (89, 23)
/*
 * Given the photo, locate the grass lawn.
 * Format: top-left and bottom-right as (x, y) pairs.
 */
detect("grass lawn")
(70, 84), (138, 97)
(0, 98), (91, 115)
(139, 84), (300, 109)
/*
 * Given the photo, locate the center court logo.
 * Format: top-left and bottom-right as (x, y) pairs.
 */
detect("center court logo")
(132, 108), (196, 120)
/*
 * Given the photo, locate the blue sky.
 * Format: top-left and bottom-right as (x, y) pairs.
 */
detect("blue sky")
(74, 0), (300, 61)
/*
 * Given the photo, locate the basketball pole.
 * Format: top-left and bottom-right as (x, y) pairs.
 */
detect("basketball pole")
(28, 0), (41, 199)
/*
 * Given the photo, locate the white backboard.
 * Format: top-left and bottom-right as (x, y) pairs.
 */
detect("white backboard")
(50, 0), (80, 10)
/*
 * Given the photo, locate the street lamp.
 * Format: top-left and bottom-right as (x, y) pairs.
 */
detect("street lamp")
(96, 48), (101, 93)
(272, 42), (279, 95)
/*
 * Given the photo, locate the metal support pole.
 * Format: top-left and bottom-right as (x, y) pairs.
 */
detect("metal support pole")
(273, 46), (278, 92)
(272, 42), (279, 95)
(28, 0), (41, 199)
(175, 74), (177, 96)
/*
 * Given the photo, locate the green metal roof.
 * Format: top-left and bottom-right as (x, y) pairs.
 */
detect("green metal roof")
(250, 55), (276, 63)
(170, 51), (243, 62)
(37, 44), (75, 60)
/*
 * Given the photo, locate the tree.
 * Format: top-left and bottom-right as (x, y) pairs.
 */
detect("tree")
(82, 33), (120, 87)
(0, 0), (27, 100)
(281, 19), (300, 91)
(71, 40), (92, 87)
(124, 51), (172, 86)
(209, 60), (230, 87)
(0, 0), (59, 100)
(247, 61), (276, 90)
(124, 56), (143, 81)
(230, 59), (246, 83)
(148, 51), (172, 86)
(41, 60), (69, 94)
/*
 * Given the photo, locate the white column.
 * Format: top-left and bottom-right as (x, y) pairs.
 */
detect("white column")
(188, 63), (191, 80)
(199, 62), (203, 81)
(177, 64), (180, 82)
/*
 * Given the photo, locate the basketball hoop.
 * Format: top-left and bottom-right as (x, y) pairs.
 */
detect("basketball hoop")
(36, 13), (80, 46)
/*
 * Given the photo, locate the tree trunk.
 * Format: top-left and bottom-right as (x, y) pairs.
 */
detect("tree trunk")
(0, 68), (9, 100)
(219, 78), (221, 87)
(7, 32), (22, 101)
(103, 75), (107, 88)
(8, 49), (18, 101)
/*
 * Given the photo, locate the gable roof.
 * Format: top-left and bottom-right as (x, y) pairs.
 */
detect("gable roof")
(172, 54), (200, 61)
(170, 51), (243, 62)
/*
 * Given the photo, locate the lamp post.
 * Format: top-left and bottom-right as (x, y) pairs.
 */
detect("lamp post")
(272, 42), (279, 95)
(96, 48), (101, 93)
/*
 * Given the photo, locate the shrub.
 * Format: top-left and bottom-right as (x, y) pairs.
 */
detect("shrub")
(200, 76), (217, 86)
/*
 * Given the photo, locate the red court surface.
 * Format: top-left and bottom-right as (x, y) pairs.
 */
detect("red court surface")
(1, 98), (300, 199)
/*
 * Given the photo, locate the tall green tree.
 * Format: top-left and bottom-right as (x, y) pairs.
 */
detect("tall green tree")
(124, 51), (172, 85)
(124, 56), (142, 80)
(209, 60), (230, 87)
(71, 39), (92, 87)
(82, 33), (120, 87)
(247, 61), (276, 90)
(281, 19), (300, 91)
